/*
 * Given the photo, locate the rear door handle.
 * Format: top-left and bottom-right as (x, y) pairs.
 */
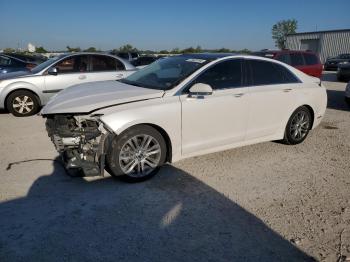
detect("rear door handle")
(234, 93), (244, 97)
(283, 88), (293, 92)
(78, 75), (86, 80)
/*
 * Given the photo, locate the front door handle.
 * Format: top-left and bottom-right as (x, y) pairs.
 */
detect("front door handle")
(116, 73), (124, 78)
(78, 75), (86, 80)
(283, 88), (293, 92)
(234, 93), (244, 97)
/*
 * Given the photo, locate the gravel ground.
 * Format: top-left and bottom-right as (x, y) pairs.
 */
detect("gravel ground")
(0, 72), (349, 262)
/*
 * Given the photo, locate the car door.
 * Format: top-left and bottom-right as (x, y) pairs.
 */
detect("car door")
(245, 59), (300, 140)
(88, 55), (130, 81)
(180, 59), (249, 155)
(44, 55), (89, 93)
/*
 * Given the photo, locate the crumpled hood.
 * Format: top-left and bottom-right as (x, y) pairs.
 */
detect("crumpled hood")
(0, 70), (32, 80)
(41, 80), (164, 114)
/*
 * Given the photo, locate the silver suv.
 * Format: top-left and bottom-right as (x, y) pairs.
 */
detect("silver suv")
(0, 52), (136, 116)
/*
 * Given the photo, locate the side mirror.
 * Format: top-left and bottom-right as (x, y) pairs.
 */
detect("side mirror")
(47, 67), (58, 76)
(189, 83), (213, 96)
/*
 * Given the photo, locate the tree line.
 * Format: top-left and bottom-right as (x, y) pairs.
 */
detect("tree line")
(2, 19), (298, 54)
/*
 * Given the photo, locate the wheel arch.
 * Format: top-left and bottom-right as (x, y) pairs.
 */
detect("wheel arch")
(301, 104), (315, 129)
(109, 123), (173, 163)
(4, 88), (42, 110)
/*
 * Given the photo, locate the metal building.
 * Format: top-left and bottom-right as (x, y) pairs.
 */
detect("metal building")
(285, 29), (350, 63)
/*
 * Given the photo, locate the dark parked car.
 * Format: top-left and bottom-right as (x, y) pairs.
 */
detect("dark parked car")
(324, 53), (350, 71)
(112, 51), (139, 62)
(0, 53), (46, 74)
(253, 50), (323, 78)
(337, 62), (350, 81)
(131, 56), (159, 67)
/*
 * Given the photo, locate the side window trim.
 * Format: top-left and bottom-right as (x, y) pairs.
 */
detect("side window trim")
(246, 59), (301, 87)
(48, 55), (89, 75)
(88, 55), (126, 72)
(181, 58), (246, 94)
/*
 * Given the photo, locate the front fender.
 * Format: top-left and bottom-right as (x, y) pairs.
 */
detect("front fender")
(97, 96), (182, 162)
(0, 81), (42, 108)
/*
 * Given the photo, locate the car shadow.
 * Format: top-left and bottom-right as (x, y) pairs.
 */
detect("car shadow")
(0, 157), (315, 261)
(326, 89), (350, 112)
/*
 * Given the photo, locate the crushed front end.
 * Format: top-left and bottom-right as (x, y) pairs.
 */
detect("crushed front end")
(45, 115), (110, 177)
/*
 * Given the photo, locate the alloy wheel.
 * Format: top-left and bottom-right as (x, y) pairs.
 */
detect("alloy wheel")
(12, 95), (34, 114)
(119, 134), (161, 177)
(289, 110), (310, 141)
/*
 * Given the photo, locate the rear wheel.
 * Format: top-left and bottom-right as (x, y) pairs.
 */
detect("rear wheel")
(6, 90), (40, 117)
(282, 106), (312, 145)
(106, 125), (167, 182)
(345, 97), (350, 107)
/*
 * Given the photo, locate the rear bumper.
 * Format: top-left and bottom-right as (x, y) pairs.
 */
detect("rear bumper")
(324, 63), (338, 70)
(337, 68), (350, 81)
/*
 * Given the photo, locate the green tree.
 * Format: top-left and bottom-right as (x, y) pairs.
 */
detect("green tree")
(84, 47), (97, 52)
(36, 46), (47, 53)
(158, 50), (169, 54)
(3, 48), (15, 53)
(118, 44), (138, 52)
(216, 48), (231, 53)
(66, 46), (81, 52)
(170, 48), (180, 54)
(272, 19), (297, 49)
(181, 47), (195, 53)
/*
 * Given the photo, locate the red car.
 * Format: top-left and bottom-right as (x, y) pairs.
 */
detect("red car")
(253, 50), (323, 78)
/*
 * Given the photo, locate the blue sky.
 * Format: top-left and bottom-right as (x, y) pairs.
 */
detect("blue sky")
(0, 0), (349, 51)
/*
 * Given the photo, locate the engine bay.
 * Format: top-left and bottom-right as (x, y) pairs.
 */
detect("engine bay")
(45, 115), (109, 176)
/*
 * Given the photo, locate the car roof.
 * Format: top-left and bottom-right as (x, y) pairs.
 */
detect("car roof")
(254, 49), (317, 55)
(177, 53), (238, 61)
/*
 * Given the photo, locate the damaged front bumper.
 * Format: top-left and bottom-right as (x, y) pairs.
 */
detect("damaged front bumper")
(45, 114), (111, 177)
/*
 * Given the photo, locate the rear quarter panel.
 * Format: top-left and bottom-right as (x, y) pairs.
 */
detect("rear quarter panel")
(295, 81), (327, 129)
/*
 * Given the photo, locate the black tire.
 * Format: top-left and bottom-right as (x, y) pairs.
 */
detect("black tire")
(337, 75), (345, 82)
(345, 97), (350, 107)
(106, 125), (167, 182)
(282, 106), (312, 145)
(6, 90), (40, 117)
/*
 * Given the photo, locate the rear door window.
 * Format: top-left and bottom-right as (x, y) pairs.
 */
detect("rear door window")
(0, 56), (12, 66)
(248, 59), (299, 85)
(303, 53), (319, 65)
(290, 53), (305, 66)
(91, 55), (125, 71)
(276, 54), (291, 65)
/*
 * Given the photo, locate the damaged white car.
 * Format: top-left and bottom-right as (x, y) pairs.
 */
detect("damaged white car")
(41, 54), (327, 182)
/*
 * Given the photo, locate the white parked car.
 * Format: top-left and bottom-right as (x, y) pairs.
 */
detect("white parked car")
(41, 53), (327, 182)
(0, 52), (136, 116)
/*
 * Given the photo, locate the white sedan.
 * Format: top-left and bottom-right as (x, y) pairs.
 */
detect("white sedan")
(0, 52), (136, 116)
(41, 53), (327, 182)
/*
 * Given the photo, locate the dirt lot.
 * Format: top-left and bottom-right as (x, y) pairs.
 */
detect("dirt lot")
(0, 72), (349, 262)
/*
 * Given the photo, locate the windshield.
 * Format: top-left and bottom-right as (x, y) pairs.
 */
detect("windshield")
(30, 55), (65, 74)
(119, 56), (209, 90)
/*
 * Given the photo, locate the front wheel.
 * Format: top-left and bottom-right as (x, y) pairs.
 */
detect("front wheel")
(106, 125), (167, 182)
(282, 106), (312, 145)
(6, 90), (40, 117)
